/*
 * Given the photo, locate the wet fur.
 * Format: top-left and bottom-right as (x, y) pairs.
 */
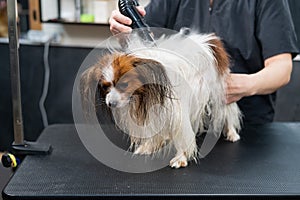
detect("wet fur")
(80, 32), (242, 168)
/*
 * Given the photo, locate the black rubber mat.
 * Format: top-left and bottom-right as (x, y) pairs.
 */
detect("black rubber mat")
(2, 123), (300, 199)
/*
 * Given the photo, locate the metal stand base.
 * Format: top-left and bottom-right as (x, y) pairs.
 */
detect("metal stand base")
(12, 141), (52, 155)
(7, 0), (52, 157)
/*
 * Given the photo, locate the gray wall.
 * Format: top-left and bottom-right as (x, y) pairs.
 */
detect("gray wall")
(0, 43), (92, 151)
(274, 61), (300, 121)
(288, 0), (300, 49)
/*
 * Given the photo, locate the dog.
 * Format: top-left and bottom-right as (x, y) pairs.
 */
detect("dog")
(80, 31), (242, 169)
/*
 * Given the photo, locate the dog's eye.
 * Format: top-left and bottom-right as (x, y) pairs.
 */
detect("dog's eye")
(117, 82), (128, 90)
(100, 82), (111, 91)
(102, 85), (109, 91)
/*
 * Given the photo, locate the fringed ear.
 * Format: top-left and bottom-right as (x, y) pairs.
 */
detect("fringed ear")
(129, 58), (173, 124)
(133, 58), (173, 105)
(80, 54), (113, 121)
(209, 36), (230, 75)
(80, 64), (103, 121)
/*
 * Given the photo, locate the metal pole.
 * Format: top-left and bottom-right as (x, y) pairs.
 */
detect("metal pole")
(7, 0), (24, 145)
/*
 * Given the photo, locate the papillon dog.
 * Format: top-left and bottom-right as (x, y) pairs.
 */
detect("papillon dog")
(80, 31), (242, 169)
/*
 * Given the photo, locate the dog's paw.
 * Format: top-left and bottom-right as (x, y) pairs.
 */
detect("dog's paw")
(170, 153), (188, 169)
(133, 145), (153, 155)
(225, 128), (240, 142)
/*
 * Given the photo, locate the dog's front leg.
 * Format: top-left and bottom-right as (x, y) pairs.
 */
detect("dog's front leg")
(170, 116), (197, 169)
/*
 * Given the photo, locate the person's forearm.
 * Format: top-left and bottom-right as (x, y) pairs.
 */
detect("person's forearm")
(249, 53), (293, 95)
(226, 53), (293, 104)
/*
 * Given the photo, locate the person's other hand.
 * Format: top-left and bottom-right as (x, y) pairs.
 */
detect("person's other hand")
(226, 73), (255, 104)
(226, 53), (293, 104)
(109, 6), (146, 35)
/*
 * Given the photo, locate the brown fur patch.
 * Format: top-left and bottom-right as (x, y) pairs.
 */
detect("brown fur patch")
(209, 38), (230, 75)
(111, 54), (137, 85)
(111, 54), (173, 125)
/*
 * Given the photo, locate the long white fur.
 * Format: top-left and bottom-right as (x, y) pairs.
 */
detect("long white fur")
(107, 32), (242, 168)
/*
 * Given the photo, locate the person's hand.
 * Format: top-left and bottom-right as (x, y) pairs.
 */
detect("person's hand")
(226, 53), (292, 104)
(226, 73), (255, 104)
(109, 6), (146, 35)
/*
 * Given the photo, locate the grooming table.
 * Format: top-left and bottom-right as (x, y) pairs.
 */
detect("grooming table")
(2, 123), (300, 199)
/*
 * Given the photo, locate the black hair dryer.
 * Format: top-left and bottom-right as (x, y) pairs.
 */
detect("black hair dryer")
(118, 0), (155, 44)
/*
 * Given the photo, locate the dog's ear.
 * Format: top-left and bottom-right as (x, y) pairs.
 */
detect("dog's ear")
(209, 36), (230, 75)
(132, 58), (173, 100)
(80, 64), (102, 119)
(129, 58), (173, 123)
(80, 54), (113, 120)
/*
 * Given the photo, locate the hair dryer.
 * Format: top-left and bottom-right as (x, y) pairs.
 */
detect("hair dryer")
(118, 0), (155, 44)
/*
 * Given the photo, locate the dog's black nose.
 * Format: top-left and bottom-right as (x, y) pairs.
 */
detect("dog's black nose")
(108, 101), (118, 108)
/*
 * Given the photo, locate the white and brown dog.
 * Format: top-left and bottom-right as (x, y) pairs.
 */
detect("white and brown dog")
(80, 31), (241, 169)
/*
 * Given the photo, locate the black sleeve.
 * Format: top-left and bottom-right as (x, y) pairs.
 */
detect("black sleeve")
(256, 0), (299, 60)
(144, 0), (181, 29)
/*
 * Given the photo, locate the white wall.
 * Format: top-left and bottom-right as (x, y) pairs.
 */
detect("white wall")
(42, 23), (113, 47)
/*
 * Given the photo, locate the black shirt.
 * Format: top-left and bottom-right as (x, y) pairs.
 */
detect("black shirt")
(144, 0), (299, 124)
